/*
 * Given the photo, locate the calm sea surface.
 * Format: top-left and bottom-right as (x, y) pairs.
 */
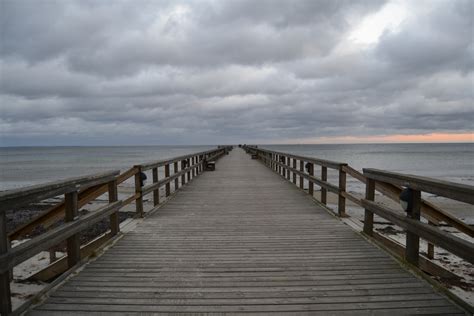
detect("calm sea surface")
(0, 146), (214, 191)
(0, 143), (472, 192)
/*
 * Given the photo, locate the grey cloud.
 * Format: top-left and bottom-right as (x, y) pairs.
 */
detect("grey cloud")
(0, 0), (472, 146)
(376, 0), (473, 74)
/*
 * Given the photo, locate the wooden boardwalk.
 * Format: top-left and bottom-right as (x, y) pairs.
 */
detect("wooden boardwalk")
(30, 149), (464, 315)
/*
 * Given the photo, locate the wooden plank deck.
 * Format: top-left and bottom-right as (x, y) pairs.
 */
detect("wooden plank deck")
(29, 149), (465, 315)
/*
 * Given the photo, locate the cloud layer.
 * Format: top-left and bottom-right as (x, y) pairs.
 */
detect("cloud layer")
(1, 0), (472, 145)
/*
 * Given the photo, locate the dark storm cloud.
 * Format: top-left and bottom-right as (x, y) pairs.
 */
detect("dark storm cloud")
(0, 0), (472, 145)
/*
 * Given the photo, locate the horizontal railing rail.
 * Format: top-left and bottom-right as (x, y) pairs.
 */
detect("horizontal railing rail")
(133, 146), (232, 217)
(0, 171), (119, 213)
(243, 145), (474, 287)
(364, 169), (474, 204)
(0, 171), (121, 315)
(8, 167), (139, 240)
(139, 148), (228, 171)
(341, 165), (473, 238)
(244, 145), (348, 216)
(0, 146), (233, 315)
(362, 169), (474, 267)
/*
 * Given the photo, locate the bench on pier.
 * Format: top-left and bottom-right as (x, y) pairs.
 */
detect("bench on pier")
(205, 160), (216, 171)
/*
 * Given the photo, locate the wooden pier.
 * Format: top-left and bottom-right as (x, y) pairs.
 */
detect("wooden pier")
(1, 147), (472, 315)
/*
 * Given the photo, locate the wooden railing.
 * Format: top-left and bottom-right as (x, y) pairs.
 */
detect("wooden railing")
(0, 171), (121, 315)
(243, 145), (474, 285)
(0, 146), (232, 315)
(133, 147), (231, 217)
(361, 169), (474, 267)
(244, 146), (348, 216)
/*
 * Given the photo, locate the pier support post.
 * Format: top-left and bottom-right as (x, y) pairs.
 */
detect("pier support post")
(321, 166), (327, 205)
(406, 189), (421, 266)
(181, 160), (186, 185)
(152, 167), (159, 206)
(299, 160), (304, 189)
(134, 167), (144, 217)
(338, 166), (347, 217)
(108, 179), (119, 236)
(278, 155), (281, 175)
(308, 163), (314, 196)
(65, 191), (80, 268)
(0, 212), (12, 315)
(187, 158), (191, 182)
(174, 162), (179, 190)
(286, 156), (291, 180)
(363, 179), (375, 236)
(165, 164), (171, 197)
(292, 158), (297, 184)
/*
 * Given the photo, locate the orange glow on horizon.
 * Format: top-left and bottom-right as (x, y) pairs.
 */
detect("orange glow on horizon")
(281, 132), (473, 144)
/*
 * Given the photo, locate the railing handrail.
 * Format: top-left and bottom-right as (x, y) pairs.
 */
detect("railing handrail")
(0, 170), (120, 213)
(0, 200), (123, 274)
(363, 168), (474, 205)
(247, 146), (347, 169)
(137, 148), (229, 171)
(361, 199), (474, 264)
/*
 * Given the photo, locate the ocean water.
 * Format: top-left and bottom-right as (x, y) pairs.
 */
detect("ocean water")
(263, 143), (474, 193)
(0, 146), (214, 191)
(0, 143), (472, 192)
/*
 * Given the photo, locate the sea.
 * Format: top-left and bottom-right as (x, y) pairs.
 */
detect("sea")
(0, 143), (473, 192)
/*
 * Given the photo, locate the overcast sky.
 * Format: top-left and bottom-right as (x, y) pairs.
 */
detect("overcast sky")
(0, 0), (472, 146)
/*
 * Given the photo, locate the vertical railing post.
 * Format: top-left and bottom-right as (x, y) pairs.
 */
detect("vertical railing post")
(338, 165), (347, 217)
(165, 164), (171, 197)
(174, 162), (179, 190)
(181, 160), (186, 185)
(195, 156), (199, 175)
(299, 160), (304, 189)
(108, 179), (119, 236)
(152, 167), (159, 206)
(0, 212), (12, 315)
(321, 166), (327, 205)
(187, 158), (191, 182)
(282, 155), (285, 176)
(278, 155), (281, 175)
(363, 179), (375, 236)
(192, 157), (196, 177)
(134, 166), (144, 217)
(406, 189), (421, 266)
(308, 163), (314, 197)
(292, 158), (297, 184)
(65, 191), (80, 268)
(286, 156), (290, 180)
